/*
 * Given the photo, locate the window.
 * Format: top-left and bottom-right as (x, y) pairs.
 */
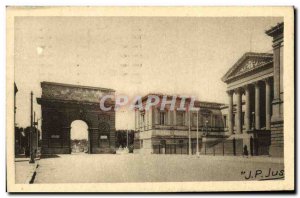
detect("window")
(141, 113), (145, 129)
(147, 112), (149, 126)
(160, 140), (166, 145)
(176, 111), (185, 126)
(214, 115), (219, 127)
(192, 113), (198, 127)
(233, 114), (235, 127)
(169, 111), (173, 125)
(223, 115), (227, 128)
(99, 135), (109, 148)
(160, 112), (166, 125)
(141, 113), (145, 123)
(242, 112), (245, 126)
(179, 140), (184, 148)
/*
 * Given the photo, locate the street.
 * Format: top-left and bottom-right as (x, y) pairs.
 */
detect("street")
(15, 157), (38, 184)
(33, 154), (284, 183)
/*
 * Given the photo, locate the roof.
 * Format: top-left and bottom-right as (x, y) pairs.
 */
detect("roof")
(41, 81), (115, 92)
(221, 52), (273, 83)
(139, 93), (224, 108)
(265, 22), (284, 37)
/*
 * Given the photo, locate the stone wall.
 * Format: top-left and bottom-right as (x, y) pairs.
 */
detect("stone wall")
(41, 81), (115, 103)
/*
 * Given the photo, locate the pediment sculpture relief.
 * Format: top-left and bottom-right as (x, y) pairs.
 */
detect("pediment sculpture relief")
(233, 58), (270, 77)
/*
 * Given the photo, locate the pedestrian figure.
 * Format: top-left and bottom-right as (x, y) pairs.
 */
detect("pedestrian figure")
(243, 145), (249, 157)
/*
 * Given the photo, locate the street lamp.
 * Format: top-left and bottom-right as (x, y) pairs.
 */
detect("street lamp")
(188, 110), (191, 155)
(196, 109), (199, 156)
(29, 92), (35, 164)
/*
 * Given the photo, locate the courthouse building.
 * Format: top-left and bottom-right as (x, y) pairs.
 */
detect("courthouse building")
(134, 22), (284, 157)
(221, 22), (284, 157)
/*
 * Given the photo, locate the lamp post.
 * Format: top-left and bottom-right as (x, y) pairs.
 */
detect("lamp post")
(205, 120), (208, 136)
(188, 110), (191, 155)
(29, 92), (35, 164)
(196, 109), (199, 156)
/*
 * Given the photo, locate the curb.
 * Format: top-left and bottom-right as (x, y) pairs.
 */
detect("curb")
(192, 155), (284, 164)
(25, 158), (40, 184)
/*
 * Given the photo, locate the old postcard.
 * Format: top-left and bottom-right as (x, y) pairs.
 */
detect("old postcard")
(6, 6), (294, 192)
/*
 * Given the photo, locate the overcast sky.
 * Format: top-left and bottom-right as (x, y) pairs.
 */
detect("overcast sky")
(15, 16), (282, 134)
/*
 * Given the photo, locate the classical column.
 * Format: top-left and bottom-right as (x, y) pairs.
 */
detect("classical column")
(135, 110), (137, 131)
(235, 88), (242, 134)
(265, 78), (271, 130)
(266, 22), (283, 123)
(244, 85), (251, 132)
(139, 111), (142, 130)
(255, 82), (261, 129)
(136, 110), (139, 130)
(227, 90), (233, 135)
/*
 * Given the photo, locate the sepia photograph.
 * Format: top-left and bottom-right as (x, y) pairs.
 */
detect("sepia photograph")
(6, 6), (294, 192)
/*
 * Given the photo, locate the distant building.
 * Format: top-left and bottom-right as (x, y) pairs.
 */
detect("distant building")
(134, 94), (225, 154)
(71, 139), (89, 153)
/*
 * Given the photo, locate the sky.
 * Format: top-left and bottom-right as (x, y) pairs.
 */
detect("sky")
(14, 16), (283, 135)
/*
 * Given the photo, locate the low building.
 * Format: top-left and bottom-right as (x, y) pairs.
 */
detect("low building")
(134, 94), (226, 154)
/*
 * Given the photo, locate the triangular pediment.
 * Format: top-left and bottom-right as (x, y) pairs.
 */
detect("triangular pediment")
(222, 52), (273, 83)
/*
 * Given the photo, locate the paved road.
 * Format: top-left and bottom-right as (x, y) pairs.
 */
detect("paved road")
(34, 153), (284, 183)
(15, 158), (38, 184)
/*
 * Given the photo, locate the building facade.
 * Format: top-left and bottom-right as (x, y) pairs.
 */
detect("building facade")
(221, 22), (284, 157)
(222, 53), (274, 156)
(134, 94), (226, 154)
(266, 22), (284, 157)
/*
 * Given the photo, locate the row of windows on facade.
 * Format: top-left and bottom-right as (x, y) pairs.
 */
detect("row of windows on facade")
(138, 111), (224, 128)
(139, 139), (193, 149)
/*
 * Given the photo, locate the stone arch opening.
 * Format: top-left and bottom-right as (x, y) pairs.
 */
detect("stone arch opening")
(70, 120), (89, 153)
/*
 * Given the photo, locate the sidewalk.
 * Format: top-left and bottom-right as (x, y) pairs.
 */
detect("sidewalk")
(145, 153), (284, 164)
(183, 154), (284, 164)
(15, 156), (39, 184)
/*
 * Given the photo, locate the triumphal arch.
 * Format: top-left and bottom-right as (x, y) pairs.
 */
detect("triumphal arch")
(37, 82), (116, 154)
